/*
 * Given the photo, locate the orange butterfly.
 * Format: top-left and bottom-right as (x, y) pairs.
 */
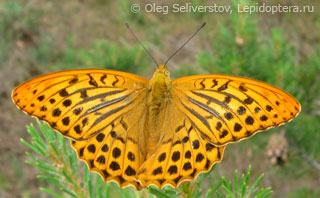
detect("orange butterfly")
(12, 23), (300, 189)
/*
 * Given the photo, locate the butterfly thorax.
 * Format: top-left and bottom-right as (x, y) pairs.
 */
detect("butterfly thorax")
(148, 65), (172, 115)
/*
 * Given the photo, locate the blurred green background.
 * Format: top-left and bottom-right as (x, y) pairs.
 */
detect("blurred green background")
(0, 0), (319, 197)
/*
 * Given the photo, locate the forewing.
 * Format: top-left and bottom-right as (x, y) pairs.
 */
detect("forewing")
(172, 74), (301, 146)
(12, 69), (148, 140)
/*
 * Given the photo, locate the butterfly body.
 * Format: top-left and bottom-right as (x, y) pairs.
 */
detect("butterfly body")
(12, 66), (300, 189)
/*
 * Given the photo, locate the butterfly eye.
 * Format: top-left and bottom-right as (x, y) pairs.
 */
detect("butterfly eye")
(165, 71), (170, 76)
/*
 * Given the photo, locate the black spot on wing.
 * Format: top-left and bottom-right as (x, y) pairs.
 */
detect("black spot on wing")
(260, 115), (268, 121)
(196, 153), (204, 162)
(234, 123), (242, 132)
(102, 144), (109, 152)
(63, 99), (72, 107)
(118, 176), (125, 184)
(237, 106), (246, 115)
(59, 89), (69, 97)
(52, 108), (61, 117)
(245, 116), (254, 125)
(87, 74), (98, 87)
(62, 117), (70, 126)
(73, 107), (83, 115)
(112, 75), (119, 86)
(171, 151), (180, 162)
(185, 151), (191, 159)
(79, 147), (84, 157)
(87, 144), (96, 153)
(266, 105), (273, 112)
(224, 112), (233, 120)
(244, 97), (254, 104)
(192, 140), (200, 149)
(152, 167), (163, 175)
(168, 165), (178, 174)
(96, 155), (105, 164)
(112, 147), (121, 158)
(102, 170), (109, 178)
(40, 106), (47, 111)
(69, 78), (79, 84)
(74, 125), (82, 134)
(80, 90), (88, 98)
(96, 133), (105, 142)
(127, 152), (135, 161)
(223, 96), (231, 104)
(239, 84), (247, 92)
(173, 140), (181, 146)
(211, 79), (218, 88)
(183, 162), (192, 170)
(217, 80), (230, 91)
(37, 95), (45, 101)
(158, 179), (165, 185)
(125, 166), (136, 176)
(199, 79), (205, 89)
(205, 143), (215, 151)
(109, 161), (120, 171)
(220, 130), (228, 138)
(82, 117), (88, 126)
(182, 136), (189, 143)
(173, 176), (182, 184)
(100, 74), (107, 84)
(216, 122), (222, 130)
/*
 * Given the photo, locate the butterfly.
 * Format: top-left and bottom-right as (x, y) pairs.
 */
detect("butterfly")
(12, 23), (301, 190)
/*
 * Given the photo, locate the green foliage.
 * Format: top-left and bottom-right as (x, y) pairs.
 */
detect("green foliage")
(188, 0), (207, 19)
(172, 64), (201, 78)
(205, 166), (272, 198)
(118, 0), (146, 25)
(58, 39), (149, 75)
(22, 122), (271, 197)
(0, 0), (42, 62)
(293, 47), (320, 111)
(286, 113), (320, 162)
(289, 188), (320, 198)
(197, 0), (297, 86)
(30, 34), (58, 65)
(0, 1), (41, 41)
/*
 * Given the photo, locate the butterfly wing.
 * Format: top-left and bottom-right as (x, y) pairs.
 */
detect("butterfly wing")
(172, 74), (301, 146)
(71, 106), (147, 189)
(12, 69), (149, 188)
(137, 101), (225, 188)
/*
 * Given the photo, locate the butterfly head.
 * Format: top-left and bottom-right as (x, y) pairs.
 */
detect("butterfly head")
(149, 65), (171, 90)
(157, 65), (170, 76)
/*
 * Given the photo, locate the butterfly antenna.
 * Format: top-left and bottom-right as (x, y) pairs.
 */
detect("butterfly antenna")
(125, 23), (159, 67)
(164, 22), (206, 67)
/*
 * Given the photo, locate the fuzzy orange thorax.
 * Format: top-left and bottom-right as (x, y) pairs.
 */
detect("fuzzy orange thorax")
(148, 65), (171, 111)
